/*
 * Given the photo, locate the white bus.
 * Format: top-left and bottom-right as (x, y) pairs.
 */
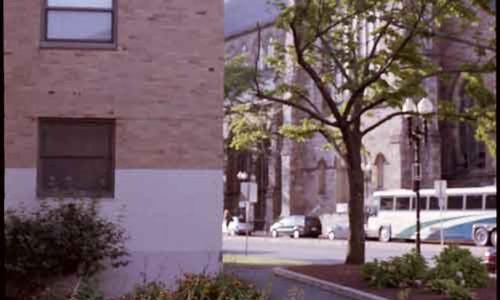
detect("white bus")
(365, 186), (497, 245)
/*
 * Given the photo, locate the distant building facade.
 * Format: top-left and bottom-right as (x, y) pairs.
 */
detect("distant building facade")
(5, 0), (223, 297)
(223, 0), (496, 228)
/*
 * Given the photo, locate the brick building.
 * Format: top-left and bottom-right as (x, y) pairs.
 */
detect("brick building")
(223, 0), (496, 230)
(5, 0), (223, 296)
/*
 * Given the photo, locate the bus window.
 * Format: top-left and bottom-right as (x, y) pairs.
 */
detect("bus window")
(465, 195), (483, 210)
(485, 195), (497, 209)
(447, 196), (464, 210)
(396, 197), (410, 210)
(428, 197), (440, 210)
(380, 197), (394, 210)
(411, 197), (427, 210)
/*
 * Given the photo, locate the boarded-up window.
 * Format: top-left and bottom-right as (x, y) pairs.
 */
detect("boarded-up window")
(37, 118), (115, 197)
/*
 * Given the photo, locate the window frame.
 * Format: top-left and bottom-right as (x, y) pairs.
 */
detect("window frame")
(36, 117), (116, 198)
(40, 0), (118, 49)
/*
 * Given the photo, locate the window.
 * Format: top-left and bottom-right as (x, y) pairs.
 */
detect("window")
(37, 118), (115, 197)
(485, 195), (497, 209)
(465, 195), (483, 210)
(318, 159), (326, 195)
(447, 196), (464, 210)
(41, 0), (117, 48)
(411, 197), (427, 210)
(374, 153), (386, 190)
(395, 197), (410, 210)
(380, 197), (394, 210)
(428, 197), (440, 210)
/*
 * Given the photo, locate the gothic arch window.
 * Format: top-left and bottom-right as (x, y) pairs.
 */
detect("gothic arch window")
(456, 83), (486, 169)
(318, 159), (327, 195)
(374, 153), (387, 190)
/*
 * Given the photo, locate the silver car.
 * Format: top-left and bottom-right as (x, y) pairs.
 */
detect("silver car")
(227, 216), (254, 236)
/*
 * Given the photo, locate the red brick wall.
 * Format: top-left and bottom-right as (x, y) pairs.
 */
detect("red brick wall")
(5, 0), (223, 169)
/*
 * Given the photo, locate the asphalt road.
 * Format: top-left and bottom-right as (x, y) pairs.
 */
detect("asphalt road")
(223, 235), (486, 265)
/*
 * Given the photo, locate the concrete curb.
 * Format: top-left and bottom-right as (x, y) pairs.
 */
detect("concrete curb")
(272, 267), (389, 300)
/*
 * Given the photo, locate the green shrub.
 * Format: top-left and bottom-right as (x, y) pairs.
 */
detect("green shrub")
(121, 281), (173, 300)
(175, 273), (265, 300)
(121, 273), (266, 300)
(5, 198), (129, 292)
(361, 249), (428, 288)
(428, 245), (488, 288)
(426, 279), (476, 300)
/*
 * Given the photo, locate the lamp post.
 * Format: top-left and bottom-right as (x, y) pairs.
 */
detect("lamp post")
(402, 97), (435, 256)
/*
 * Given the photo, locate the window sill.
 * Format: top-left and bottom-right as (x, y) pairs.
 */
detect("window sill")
(39, 40), (118, 50)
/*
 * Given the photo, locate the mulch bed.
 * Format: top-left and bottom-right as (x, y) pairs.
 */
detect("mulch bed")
(287, 264), (497, 300)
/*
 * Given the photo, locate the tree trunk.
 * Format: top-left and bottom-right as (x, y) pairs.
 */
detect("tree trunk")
(344, 131), (366, 265)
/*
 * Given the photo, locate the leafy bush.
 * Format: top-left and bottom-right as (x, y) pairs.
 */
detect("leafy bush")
(427, 245), (488, 288)
(5, 198), (129, 292)
(120, 281), (173, 300)
(121, 273), (266, 300)
(361, 249), (428, 288)
(426, 279), (476, 300)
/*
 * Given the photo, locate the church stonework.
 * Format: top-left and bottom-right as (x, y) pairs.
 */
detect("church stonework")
(224, 1), (496, 228)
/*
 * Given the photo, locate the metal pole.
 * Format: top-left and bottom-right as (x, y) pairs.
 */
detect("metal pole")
(245, 182), (250, 256)
(414, 133), (421, 256)
(440, 197), (444, 246)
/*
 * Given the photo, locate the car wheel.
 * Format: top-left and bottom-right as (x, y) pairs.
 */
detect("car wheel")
(271, 230), (278, 238)
(474, 227), (490, 247)
(328, 231), (336, 240)
(490, 230), (496, 247)
(379, 227), (391, 243)
(293, 230), (300, 239)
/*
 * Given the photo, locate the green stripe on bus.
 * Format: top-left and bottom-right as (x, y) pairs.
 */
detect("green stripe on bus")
(395, 215), (482, 239)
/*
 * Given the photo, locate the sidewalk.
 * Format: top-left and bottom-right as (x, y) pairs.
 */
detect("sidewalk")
(223, 264), (355, 300)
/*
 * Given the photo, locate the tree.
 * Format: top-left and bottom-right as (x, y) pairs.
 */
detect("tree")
(245, 0), (496, 264)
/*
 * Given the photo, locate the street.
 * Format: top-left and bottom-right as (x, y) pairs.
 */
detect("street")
(223, 235), (485, 265)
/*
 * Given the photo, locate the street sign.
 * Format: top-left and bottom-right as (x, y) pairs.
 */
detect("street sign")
(434, 180), (447, 246)
(434, 180), (447, 207)
(241, 182), (258, 203)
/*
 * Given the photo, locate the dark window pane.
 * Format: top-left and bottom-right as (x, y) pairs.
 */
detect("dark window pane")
(396, 197), (410, 210)
(47, 11), (112, 41)
(485, 195), (497, 209)
(38, 119), (114, 197)
(465, 195), (483, 210)
(48, 0), (112, 8)
(380, 197), (393, 210)
(411, 197), (427, 210)
(41, 122), (111, 157)
(447, 196), (464, 210)
(429, 197), (440, 210)
(40, 158), (112, 194)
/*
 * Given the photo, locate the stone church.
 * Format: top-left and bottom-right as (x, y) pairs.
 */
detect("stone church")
(223, 0), (496, 230)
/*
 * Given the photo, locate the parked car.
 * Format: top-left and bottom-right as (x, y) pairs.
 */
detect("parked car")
(227, 216), (253, 236)
(483, 247), (496, 274)
(326, 223), (350, 240)
(270, 215), (322, 238)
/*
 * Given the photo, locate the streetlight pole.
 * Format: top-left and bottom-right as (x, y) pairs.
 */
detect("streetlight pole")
(402, 98), (434, 256)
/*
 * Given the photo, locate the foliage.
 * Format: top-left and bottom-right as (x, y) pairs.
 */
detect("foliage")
(120, 281), (173, 300)
(361, 248), (428, 288)
(72, 277), (105, 300)
(4, 198), (129, 293)
(426, 279), (476, 300)
(427, 245), (489, 288)
(249, 0), (495, 264)
(120, 273), (266, 300)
